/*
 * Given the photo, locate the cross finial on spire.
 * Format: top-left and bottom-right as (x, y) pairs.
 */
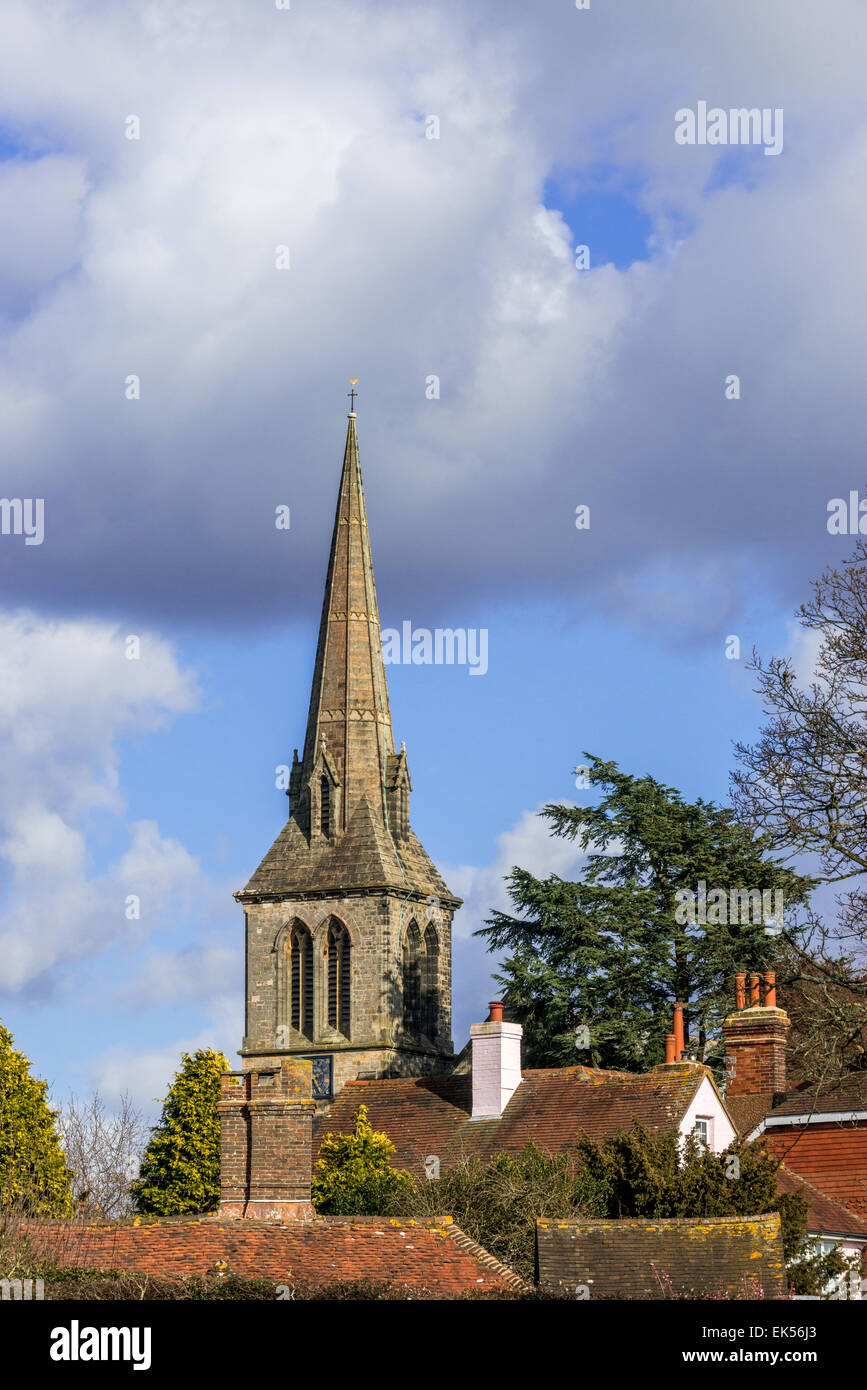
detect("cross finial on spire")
(347, 378), (358, 413)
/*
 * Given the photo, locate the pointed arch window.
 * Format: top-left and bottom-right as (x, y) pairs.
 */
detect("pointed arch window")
(402, 920), (423, 1035)
(289, 924), (314, 1039)
(423, 923), (439, 1039)
(326, 920), (351, 1037)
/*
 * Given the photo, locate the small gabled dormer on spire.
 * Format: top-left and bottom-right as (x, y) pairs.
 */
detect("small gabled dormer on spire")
(386, 740), (411, 841)
(308, 733), (341, 843)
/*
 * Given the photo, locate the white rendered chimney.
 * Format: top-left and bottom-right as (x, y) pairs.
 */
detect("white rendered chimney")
(470, 1001), (523, 1119)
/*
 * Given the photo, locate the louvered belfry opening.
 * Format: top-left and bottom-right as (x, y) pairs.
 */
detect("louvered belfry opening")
(423, 923), (439, 1039)
(289, 925), (314, 1038)
(403, 920), (423, 1035)
(326, 919), (351, 1036)
(320, 776), (330, 836)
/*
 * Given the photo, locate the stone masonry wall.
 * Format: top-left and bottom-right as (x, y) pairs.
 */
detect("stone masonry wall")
(241, 892), (453, 1091)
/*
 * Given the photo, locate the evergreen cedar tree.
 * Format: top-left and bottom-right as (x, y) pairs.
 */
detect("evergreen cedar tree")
(477, 755), (812, 1073)
(312, 1104), (415, 1215)
(131, 1048), (229, 1217)
(0, 1021), (73, 1216)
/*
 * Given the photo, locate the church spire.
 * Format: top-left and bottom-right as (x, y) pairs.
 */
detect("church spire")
(297, 407), (394, 834)
(241, 401), (457, 904)
(237, 397), (460, 1089)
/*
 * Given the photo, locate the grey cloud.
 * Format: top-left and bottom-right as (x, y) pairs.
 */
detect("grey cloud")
(0, 1), (864, 639)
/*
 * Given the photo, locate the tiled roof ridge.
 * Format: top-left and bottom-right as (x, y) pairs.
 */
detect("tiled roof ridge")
(443, 1222), (527, 1290)
(342, 1063), (706, 1088)
(537, 1213), (779, 1229)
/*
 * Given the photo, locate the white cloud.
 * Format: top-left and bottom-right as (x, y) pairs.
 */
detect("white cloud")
(443, 803), (588, 942)
(785, 621), (824, 687)
(0, 611), (202, 990)
(90, 1024), (240, 1119)
(442, 803), (590, 1046)
(0, 2), (864, 630)
(124, 945), (238, 1009)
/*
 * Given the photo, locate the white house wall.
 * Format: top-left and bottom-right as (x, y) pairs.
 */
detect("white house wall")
(679, 1075), (737, 1154)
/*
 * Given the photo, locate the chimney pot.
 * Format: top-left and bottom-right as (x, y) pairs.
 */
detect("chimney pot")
(673, 1002), (685, 1062)
(764, 971), (777, 1008)
(749, 973), (761, 1007)
(735, 973), (746, 1010)
(665, 1033), (676, 1064)
(488, 1000), (503, 1023)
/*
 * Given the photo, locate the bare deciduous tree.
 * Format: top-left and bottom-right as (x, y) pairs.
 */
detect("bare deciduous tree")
(57, 1091), (148, 1220)
(732, 538), (867, 1091)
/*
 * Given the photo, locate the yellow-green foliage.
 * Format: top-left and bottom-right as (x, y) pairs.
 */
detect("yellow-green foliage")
(312, 1104), (416, 1215)
(0, 1022), (73, 1216)
(131, 1049), (229, 1216)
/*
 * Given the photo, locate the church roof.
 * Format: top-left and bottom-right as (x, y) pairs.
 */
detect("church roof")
(239, 412), (459, 905)
(241, 791), (453, 900)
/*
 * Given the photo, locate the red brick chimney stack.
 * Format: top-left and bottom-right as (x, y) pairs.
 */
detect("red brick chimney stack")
(723, 972), (789, 1098)
(217, 1060), (316, 1219)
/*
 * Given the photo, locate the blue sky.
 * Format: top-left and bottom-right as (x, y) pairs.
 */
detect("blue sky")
(0, 0), (865, 1114)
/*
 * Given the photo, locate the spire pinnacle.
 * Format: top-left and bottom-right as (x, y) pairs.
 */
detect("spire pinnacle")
(347, 378), (358, 414)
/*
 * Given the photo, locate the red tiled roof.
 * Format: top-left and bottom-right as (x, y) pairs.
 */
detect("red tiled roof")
(20, 1215), (522, 1295)
(777, 1167), (867, 1240)
(314, 1063), (714, 1176)
(763, 1125), (867, 1218)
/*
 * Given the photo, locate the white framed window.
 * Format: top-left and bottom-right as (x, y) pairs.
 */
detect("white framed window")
(694, 1117), (713, 1149)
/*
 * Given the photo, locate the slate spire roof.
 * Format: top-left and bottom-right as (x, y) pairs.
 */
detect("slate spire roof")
(239, 411), (459, 906)
(300, 411), (394, 831)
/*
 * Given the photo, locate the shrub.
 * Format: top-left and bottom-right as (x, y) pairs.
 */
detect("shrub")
(130, 1049), (228, 1216)
(312, 1105), (416, 1215)
(389, 1141), (609, 1281)
(0, 1022), (73, 1217)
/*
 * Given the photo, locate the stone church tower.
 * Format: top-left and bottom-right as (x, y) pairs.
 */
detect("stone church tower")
(235, 407), (461, 1099)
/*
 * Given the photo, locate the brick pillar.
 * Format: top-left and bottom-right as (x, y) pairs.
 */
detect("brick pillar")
(723, 974), (789, 1097)
(218, 1061), (316, 1220)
